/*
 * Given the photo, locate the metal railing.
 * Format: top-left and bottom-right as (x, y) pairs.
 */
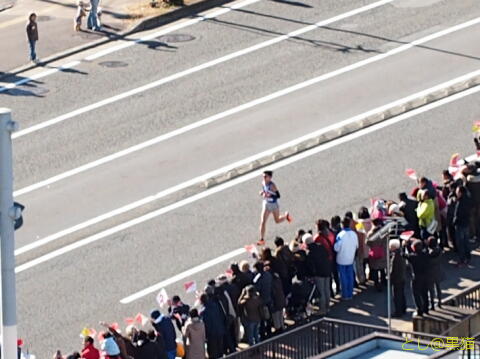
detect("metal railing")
(226, 318), (447, 359)
(443, 282), (480, 310)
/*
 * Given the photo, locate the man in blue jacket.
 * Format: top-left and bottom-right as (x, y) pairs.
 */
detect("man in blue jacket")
(150, 309), (177, 359)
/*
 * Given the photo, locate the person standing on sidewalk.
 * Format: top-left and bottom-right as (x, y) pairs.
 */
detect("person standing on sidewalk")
(87, 0), (101, 31)
(454, 185), (472, 266)
(334, 217), (358, 300)
(258, 171), (292, 246)
(26, 13), (39, 63)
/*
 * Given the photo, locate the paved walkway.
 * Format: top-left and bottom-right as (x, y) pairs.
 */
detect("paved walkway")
(0, 0), (197, 74)
(327, 245), (480, 333)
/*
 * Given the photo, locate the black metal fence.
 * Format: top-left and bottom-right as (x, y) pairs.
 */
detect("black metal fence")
(226, 318), (479, 359)
(443, 282), (480, 310)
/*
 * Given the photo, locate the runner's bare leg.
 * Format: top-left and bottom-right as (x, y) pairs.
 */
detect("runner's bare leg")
(272, 209), (286, 224)
(260, 207), (271, 240)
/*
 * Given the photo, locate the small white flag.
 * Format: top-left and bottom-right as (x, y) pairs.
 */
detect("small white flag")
(156, 288), (169, 308)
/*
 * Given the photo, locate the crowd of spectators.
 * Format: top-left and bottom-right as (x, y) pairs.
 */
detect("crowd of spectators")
(53, 141), (480, 359)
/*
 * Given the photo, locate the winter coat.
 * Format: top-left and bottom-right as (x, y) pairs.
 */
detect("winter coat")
(454, 196), (471, 227)
(253, 271), (273, 306)
(366, 229), (387, 270)
(417, 199), (435, 228)
(26, 20), (38, 41)
(201, 299), (227, 338)
(428, 247), (445, 283)
(271, 272), (286, 311)
(292, 250), (308, 280)
(390, 249), (406, 284)
(134, 339), (163, 359)
(238, 291), (263, 322)
(306, 243), (331, 277)
(151, 315), (177, 352)
(183, 318), (206, 359)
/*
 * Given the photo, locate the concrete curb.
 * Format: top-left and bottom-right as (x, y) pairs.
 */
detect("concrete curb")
(15, 72), (480, 264)
(1, 0), (233, 80)
(202, 73), (480, 189)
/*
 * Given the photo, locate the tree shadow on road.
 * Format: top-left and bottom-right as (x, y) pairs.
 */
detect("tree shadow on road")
(271, 0), (313, 8)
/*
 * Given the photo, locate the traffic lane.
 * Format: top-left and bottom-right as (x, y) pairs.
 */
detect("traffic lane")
(16, 90), (480, 357)
(11, 6), (480, 189)
(13, 21), (480, 246)
(3, 0), (480, 132)
(0, 0), (364, 125)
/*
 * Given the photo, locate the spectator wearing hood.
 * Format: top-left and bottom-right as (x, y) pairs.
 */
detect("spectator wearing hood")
(199, 293), (226, 359)
(150, 310), (177, 359)
(334, 217), (358, 300)
(81, 336), (100, 359)
(183, 309), (206, 359)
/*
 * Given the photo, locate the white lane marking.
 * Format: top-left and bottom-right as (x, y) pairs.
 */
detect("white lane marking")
(119, 84), (480, 303)
(120, 248), (247, 304)
(11, 0), (395, 138)
(15, 82), (480, 276)
(14, 68), (480, 256)
(13, 17), (480, 197)
(0, 0), (261, 92)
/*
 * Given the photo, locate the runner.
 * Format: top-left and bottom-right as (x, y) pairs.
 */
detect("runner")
(258, 171), (292, 245)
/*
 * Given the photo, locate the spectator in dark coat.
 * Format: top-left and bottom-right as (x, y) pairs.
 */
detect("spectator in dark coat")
(390, 239), (406, 317)
(253, 261), (273, 340)
(274, 236), (294, 294)
(427, 236), (444, 310)
(454, 186), (472, 265)
(134, 330), (163, 359)
(146, 330), (168, 359)
(265, 262), (286, 331)
(399, 192), (419, 236)
(168, 295), (190, 331)
(150, 310), (177, 359)
(238, 285), (263, 345)
(200, 294), (226, 359)
(305, 236), (331, 315)
(403, 239), (430, 316)
(289, 240), (308, 280)
(26, 13), (39, 62)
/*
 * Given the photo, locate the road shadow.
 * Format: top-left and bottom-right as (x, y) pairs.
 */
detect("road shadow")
(0, 72), (47, 97)
(212, 8), (480, 61)
(271, 0), (313, 8)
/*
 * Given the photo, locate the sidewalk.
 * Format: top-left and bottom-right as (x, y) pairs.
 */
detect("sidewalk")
(327, 245), (480, 333)
(0, 0), (202, 74)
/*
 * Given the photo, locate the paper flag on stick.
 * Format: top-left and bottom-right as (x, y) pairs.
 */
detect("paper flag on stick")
(472, 121), (480, 133)
(89, 328), (97, 339)
(477, 150), (480, 158)
(97, 331), (104, 342)
(110, 322), (120, 332)
(225, 268), (233, 277)
(450, 153), (461, 167)
(184, 281), (197, 294)
(17, 339), (23, 347)
(405, 168), (417, 181)
(244, 244), (258, 258)
(135, 313), (149, 326)
(156, 288), (169, 308)
(400, 230), (414, 241)
(124, 317), (135, 325)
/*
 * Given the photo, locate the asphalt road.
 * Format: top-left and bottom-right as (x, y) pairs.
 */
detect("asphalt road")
(0, 0), (480, 356)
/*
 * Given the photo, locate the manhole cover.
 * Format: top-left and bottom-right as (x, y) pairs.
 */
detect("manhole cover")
(5, 85), (49, 97)
(98, 61), (128, 68)
(156, 34), (195, 43)
(37, 15), (52, 21)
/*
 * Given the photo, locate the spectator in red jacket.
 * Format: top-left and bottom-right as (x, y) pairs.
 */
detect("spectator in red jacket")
(81, 336), (100, 359)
